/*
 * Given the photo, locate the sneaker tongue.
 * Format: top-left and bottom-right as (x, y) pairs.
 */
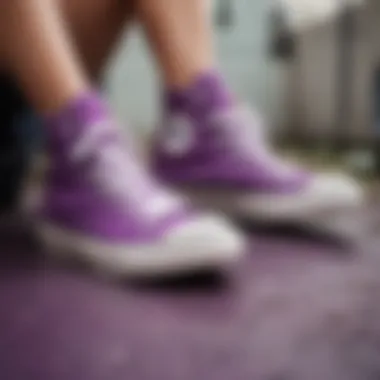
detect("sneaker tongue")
(165, 72), (235, 118)
(45, 92), (117, 153)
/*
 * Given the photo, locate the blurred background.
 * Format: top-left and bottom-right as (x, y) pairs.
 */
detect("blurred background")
(105, 0), (380, 180)
(2, 3), (380, 380)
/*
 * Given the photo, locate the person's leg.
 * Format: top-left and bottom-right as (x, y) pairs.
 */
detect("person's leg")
(137, 0), (363, 237)
(0, 0), (244, 277)
(59, 0), (136, 80)
(0, 0), (135, 212)
(137, 0), (214, 87)
(0, 0), (90, 114)
(0, 0), (138, 113)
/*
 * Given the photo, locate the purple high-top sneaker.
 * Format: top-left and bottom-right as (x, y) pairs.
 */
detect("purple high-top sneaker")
(153, 73), (364, 236)
(36, 93), (245, 278)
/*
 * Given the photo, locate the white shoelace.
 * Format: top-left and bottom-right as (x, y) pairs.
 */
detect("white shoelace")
(70, 122), (182, 220)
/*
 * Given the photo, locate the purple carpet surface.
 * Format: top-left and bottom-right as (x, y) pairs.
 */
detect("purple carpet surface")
(0, 209), (379, 380)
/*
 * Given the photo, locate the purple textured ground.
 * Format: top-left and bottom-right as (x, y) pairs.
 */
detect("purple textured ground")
(0, 210), (380, 380)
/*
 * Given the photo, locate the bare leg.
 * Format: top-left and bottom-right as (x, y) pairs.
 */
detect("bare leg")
(59, 0), (136, 79)
(0, 0), (90, 114)
(0, 0), (135, 114)
(136, 0), (214, 88)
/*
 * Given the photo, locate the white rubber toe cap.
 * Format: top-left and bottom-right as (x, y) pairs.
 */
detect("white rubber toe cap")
(238, 172), (365, 222)
(124, 215), (247, 277)
(166, 214), (246, 263)
(305, 173), (364, 209)
(38, 214), (246, 279)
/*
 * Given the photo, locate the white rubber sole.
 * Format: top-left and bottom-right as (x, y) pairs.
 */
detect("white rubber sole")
(178, 174), (366, 240)
(36, 215), (246, 279)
